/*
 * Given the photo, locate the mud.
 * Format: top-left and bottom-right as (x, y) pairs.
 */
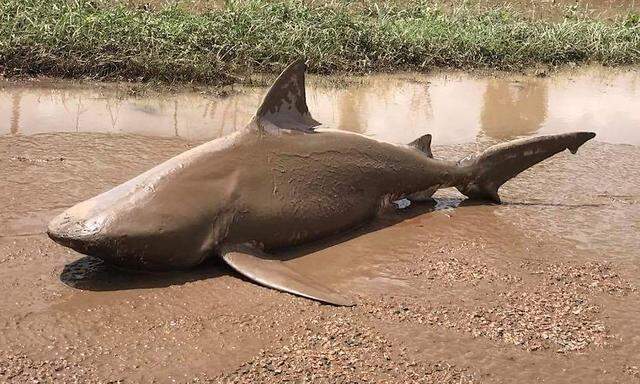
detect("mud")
(478, 0), (640, 19)
(1, 67), (640, 383)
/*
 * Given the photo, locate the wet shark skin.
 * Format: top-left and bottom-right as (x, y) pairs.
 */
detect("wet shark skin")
(48, 127), (460, 270)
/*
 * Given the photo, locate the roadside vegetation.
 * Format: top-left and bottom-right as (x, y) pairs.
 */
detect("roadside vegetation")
(1, 0), (639, 84)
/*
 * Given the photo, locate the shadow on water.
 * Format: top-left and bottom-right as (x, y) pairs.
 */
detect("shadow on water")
(60, 255), (229, 291)
(59, 199), (443, 291)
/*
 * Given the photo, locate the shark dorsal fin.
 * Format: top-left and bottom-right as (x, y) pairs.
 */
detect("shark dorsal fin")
(409, 134), (433, 158)
(251, 60), (320, 133)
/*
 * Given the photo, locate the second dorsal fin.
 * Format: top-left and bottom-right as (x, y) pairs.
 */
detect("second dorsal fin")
(409, 134), (433, 158)
(251, 59), (320, 133)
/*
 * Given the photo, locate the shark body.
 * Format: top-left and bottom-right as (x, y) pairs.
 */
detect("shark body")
(48, 61), (596, 305)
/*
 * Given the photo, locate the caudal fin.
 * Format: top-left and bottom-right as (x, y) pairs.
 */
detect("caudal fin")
(456, 132), (596, 203)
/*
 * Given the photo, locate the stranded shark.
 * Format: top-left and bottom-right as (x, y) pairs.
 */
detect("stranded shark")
(48, 60), (595, 306)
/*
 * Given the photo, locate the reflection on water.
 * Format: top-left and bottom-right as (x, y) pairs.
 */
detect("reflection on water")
(480, 79), (547, 139)
(1, 66), (639, 145)
(10, 90), (21, 135)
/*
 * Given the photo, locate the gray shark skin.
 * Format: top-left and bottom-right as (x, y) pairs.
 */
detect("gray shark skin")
(48, 60), (596, 306)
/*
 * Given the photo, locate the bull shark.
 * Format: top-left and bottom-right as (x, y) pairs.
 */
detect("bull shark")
(47, 60), (596, 306)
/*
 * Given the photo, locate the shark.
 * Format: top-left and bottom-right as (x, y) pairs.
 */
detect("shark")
(47, 60), (596, 306)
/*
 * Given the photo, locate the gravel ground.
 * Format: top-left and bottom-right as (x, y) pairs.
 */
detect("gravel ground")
(1, 120), (639, 382)
(217, 313), (479, 384)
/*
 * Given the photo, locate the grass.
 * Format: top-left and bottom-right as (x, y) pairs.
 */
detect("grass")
(1, 0), (639, 84)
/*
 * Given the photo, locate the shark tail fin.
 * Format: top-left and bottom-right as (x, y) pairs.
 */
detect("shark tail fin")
(456, 132), (596, 203)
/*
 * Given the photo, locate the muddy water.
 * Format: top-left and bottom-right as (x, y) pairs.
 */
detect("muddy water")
(2, 67), (640, 145)
(1, 67), (639, 383)
(0, 68), (640, 144)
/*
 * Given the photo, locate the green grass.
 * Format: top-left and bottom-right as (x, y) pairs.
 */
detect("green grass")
(1, 0), (639, 84)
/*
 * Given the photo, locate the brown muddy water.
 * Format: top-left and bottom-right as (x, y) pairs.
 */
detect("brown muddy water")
(1, 67), (639, 383)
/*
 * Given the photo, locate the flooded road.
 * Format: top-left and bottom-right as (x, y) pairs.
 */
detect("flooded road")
(1, 67), (639, 383)
(2, 66), (640, 145)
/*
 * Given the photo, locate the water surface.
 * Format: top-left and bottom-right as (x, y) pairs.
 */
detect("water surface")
(2, 66), (639, 145)
(1, 67), (639, 383)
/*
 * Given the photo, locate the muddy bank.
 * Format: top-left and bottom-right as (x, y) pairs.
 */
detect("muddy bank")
(1, 68), (639, 382)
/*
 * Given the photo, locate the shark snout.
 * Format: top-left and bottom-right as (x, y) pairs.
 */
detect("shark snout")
(46, 207), (201, 270)
(47, 210), (107, 255)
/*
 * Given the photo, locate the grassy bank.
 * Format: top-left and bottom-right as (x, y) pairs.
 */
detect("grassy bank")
(1, 0), (639, 84)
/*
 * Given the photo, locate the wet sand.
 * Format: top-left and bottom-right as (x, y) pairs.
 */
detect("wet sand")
(1, 67), (639, 383)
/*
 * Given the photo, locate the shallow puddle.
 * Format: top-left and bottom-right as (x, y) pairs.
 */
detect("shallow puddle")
(1, 67), (639, 382)
(1, 66), (639, 274)
(2, 66), (639, 145)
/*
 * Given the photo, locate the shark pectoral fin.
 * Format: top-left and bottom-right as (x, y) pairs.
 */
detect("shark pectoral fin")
(250, 59), (320, 133)
(220, 244), (354, 306)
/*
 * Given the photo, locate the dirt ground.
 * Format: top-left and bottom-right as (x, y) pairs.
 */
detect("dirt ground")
(2, 67), (640, 382)
(1, 129), (639, 383)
